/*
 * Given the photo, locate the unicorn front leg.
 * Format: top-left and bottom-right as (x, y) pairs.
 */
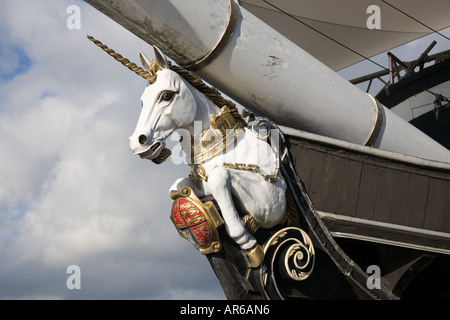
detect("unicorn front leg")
(207, 167), (255, 248)
(206, 167), (264, 267)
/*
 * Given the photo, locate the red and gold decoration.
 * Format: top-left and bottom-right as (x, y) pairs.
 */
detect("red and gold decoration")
(170, 187), (224, 254)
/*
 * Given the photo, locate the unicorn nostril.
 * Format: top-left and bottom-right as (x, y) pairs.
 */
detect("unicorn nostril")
(138, 134), (147, 145)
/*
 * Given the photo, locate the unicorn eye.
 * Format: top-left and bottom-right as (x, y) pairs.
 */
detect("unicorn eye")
(160, 91), (174, 102)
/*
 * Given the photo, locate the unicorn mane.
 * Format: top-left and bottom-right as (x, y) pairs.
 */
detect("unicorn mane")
(148, 58), (247, 128)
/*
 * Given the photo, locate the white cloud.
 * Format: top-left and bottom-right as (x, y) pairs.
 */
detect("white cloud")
(0, 0), (224, 299)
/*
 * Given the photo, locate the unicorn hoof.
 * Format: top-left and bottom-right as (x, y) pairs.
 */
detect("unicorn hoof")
(243, 244), (264, 268)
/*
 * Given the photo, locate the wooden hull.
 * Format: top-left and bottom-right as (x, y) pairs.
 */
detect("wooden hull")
(284, 127), (450, 299)
(285, 128), (450, 255)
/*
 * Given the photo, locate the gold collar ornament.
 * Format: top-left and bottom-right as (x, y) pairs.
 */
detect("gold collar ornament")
(192, 106), (246, 165)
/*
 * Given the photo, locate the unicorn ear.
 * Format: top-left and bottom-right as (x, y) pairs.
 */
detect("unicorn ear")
(153, 46), (169, 69)
(139, 51), (152, 72)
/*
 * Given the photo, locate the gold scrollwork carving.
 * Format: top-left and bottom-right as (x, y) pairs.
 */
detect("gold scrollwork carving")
(255, 227), (315, 299)
(282, 234), (315, 281)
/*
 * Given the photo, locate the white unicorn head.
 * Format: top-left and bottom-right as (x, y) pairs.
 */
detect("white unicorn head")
(128, 47), (220, 163)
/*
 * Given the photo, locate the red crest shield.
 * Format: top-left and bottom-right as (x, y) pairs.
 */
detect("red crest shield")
(172, 198), (212, 248)
(170, 187), (224, 254)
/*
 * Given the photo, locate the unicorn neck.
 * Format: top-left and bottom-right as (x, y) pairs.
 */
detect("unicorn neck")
(189, 105), (248, 166)
(188, 98), (221, 137)
(178, 94), (247, 166)
(177, 98), (219, 161)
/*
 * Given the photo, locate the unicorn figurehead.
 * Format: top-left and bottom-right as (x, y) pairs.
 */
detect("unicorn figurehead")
(87, 36), (290, 268)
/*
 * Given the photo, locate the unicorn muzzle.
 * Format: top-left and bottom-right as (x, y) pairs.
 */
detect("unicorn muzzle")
(131, 138), (164, 160)
(129, 134), (171, 164)
(144, 141), (163, 158)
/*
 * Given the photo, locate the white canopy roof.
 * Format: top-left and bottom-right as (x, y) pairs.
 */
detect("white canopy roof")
(239, 0), (450, 70)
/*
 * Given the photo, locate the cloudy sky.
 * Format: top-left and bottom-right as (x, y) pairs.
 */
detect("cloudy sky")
(0, 0), (449, 300)
(0, 0), (222, 300)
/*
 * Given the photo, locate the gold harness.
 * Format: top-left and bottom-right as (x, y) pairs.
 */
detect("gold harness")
(189, 107), (280, 185)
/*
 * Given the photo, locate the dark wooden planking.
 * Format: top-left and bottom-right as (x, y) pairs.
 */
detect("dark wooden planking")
(355, 163), (377, 221)
(286, 134), (450, 234)
(424, 179), (447, 232)
(373, 166), (395, 224)
(291, 143), (313, 191)
(406, 175), (430, 229)
(338, 158), (362, 217)
(305, 148), (326, 212)
(322, 153), (347, 214)
(442, 185), (450, 232)
(389, 171), (411, 226)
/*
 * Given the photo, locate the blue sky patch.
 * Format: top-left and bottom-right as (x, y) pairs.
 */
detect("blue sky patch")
(0, 44), (32, 83)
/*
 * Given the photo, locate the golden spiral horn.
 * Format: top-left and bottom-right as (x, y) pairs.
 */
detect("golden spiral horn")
(87, 35), (156, 83)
